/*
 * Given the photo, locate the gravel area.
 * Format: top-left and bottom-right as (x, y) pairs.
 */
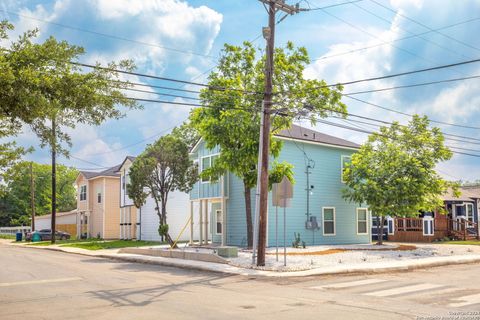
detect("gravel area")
(227, 243), (480, 272)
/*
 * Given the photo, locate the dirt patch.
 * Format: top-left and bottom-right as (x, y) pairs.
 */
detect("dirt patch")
(266, 245), (417, 256)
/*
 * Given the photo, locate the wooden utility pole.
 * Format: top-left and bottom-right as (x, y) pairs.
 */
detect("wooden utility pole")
(30, 162), (35, 232)
(51, 116), (57, 244)
(255, 0), (300, 266)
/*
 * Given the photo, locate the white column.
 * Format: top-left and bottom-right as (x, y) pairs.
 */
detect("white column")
(190, 201), (194, 245)
(199, 200), (203, 245)
(221, 198), (226, 246)
(204, 200), (209, 245)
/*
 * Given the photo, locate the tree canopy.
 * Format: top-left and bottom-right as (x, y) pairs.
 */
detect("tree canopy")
(127, 133), (197, 246)
(190, 41), (346, 247)
(0, 161), (78, 226)
(342, 115), (456, 242)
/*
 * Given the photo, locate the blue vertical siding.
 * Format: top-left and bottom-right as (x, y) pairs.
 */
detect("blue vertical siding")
(190, 142), (223, 200)
(191, 137), (371, 247)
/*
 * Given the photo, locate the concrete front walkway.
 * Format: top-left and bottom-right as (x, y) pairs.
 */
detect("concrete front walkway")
(5, 239), (480, 277)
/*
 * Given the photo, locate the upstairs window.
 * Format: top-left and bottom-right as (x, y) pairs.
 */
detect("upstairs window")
(201, 154), (219, 183)
(97, 192), (102, 204)
(341, 155), (352, 183)
(80, 185), (87, 201)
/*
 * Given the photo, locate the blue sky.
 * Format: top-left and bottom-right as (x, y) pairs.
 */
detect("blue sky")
(1, 0), (480, 181)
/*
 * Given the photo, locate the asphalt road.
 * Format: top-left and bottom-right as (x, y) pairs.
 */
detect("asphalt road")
(1, 243), (479, 320)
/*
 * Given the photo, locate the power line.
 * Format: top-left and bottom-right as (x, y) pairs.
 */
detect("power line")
(122, 95), (260, 112)
(329, 114), (480, 143)
(81, 122), (183, 157)
(123, 87), (201, 101)
(312, 17), (480, 62)
(305, 0), (441, 68)
(0, 9), (217, 61)
(352, 1), (472, 60)
(73, 61), (262, 95)
(343, 74), (480, 96)
(278, 57), (480, 94)
(309, 118), (480, 158)
(345, 95), (480, 130)
(369, 0), (480, 53)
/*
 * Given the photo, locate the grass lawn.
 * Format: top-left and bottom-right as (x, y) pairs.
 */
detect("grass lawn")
(440, 240), (480, 245)
(0, 234), (16, 239)
(61, 240), (163, 250)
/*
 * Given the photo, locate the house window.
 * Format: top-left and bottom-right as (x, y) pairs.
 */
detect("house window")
(122, 175), (126, 190)
(80, 185), (87, 201)
(97, 192), (102, 204)
(323, 207), (336, 236)
(387, 217), (395, 235)
(423, 217), (434, 236)
(341, 155), (352, 183)
(201, 154), (219, 183)
(357, 208), (368, 235)
(216, 209), (223, 234)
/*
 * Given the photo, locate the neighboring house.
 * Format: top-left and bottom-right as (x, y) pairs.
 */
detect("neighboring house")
(34, 210), (77, 237)
(117, 156), (198, 242)
(189, 124), (371, 247)
(388, 188), (480, 242)
(75, 165), (121, 239)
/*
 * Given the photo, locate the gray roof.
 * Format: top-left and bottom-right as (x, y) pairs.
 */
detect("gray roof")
(276, 124), (360, 149)
(442, 187), (479, 201)
(80, 164), (121, 180)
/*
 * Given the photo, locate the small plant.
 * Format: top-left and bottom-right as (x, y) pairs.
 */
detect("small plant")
(96, 233), (101, 240)
(292, 232), (306, 249)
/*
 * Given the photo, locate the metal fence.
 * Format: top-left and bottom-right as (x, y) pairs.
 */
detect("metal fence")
(0, 226), (31, 235)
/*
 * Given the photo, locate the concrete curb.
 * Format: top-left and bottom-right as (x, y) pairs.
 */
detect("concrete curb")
(8, 241), (480, 278)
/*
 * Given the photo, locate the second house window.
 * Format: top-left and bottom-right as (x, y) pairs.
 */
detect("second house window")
(323, 207), (336, 235)
(216, 209), (223, 234)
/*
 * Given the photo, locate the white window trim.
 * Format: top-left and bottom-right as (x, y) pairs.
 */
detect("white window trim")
(322, 207), (336, 236)
(215, 209), (223, 235)
(341, 155), (352, 183)
(356, 208), (369, 235)
(422, 217), (434, 236)
(387, 217), (395, 235)
(80, 185), (87, 202)
(200, 153), (220, 184)
(466, 203), (475, 223)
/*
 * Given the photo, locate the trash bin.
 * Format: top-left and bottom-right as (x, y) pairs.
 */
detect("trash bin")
(32, 233), (41, 242)
(15, 232), (22, 242)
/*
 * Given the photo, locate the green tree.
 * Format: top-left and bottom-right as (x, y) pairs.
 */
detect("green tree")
(342, 115), (455, 244)
(127, 134), (197, 247)
(0, 21), (139, 242)
(171, 121), (200, 149)
(0, 162), (78, 226)
(190, 41), (345, 248)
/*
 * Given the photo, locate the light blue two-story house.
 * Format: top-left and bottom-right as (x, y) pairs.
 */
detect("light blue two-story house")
(188, 124), (370, 247)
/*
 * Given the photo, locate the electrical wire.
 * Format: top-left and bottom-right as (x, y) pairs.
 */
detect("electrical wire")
(311, 17), (480, 62)
(0, 9), (217, 60)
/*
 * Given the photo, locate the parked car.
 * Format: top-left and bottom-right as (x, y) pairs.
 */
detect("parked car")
(25, 229), (71, 241)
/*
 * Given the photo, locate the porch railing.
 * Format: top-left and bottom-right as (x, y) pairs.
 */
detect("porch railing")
(447, 218), (479, 241)
(396, 218), (423, 232)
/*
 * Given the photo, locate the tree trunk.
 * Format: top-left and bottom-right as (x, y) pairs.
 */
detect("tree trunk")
(244, 180), (253, 248)
(161, 201), (177, 249)
(377, 216), (384, 245)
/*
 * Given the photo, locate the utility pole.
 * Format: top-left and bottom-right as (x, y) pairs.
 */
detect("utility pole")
(254, 0), (300, 266)
(51, 116), (57, 244)
(30, 162), (35, 232)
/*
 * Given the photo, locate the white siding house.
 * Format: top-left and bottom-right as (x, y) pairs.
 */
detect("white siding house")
(118, 156), (198, 242)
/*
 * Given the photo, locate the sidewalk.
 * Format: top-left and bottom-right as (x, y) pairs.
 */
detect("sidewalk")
(5, 239), (480, 277)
